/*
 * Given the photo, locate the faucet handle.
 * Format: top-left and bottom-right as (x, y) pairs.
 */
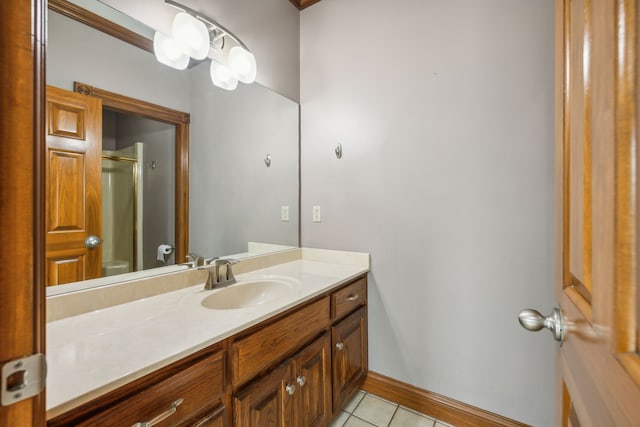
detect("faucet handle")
(185, 253), (203, 268)
(204, 256), (219, 265)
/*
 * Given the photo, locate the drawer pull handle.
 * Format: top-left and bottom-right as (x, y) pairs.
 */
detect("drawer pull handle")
(297, 375), (306, 387)
(285, 384), (296, 395)
(336, 342), (344, 350)
(346, 294), (359, 302)
(131, 397), (184, 427)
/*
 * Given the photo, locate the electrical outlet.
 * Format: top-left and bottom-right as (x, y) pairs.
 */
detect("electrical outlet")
(281, 205), (289, 221)
(312, 205), (322, 222)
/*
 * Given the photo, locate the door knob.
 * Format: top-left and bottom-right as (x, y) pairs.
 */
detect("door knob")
(518, 306), (565, 343)
(85, 235), (101, 249)
(285, 384), (296, 395)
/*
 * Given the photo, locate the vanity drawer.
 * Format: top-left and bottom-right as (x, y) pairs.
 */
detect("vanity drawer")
(331, 276), (367, 321)
(231, 296), (330, 386)
(51, 349), (225, 427)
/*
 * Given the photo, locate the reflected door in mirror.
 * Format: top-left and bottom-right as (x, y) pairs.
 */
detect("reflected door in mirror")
(45, 86), (102, 286)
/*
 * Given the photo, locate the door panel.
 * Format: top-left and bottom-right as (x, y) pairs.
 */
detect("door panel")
(555, 0), (640, 425)
(233, 363), (295, 427)
(45, 86), (102, 286)
(47, 250), (86, 286)
(295, 333), (331, 427)
(47, 151), (85, 231)
(332, 307), (367, 412)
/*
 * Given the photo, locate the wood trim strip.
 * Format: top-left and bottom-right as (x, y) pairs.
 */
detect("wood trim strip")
(48, 0), (153, 53)
(289, 0), (323, 10)
(73, 81), (190, 266)
(582, 0), (593, 297)
(614, 0), (639, 354)
(175, 123), (190, 265)
(561, 0), (572, 292)
(73, 82), (190, 125)
(361, 371), (530, 427)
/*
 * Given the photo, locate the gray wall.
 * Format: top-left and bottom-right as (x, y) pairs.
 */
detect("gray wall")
(188, 64), (299, 257)
(100, 0), (301, 102)
(299, 0), (555, 425)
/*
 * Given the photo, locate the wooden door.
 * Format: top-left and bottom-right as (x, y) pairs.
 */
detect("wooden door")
(555, 0), (640, 425)
(331, 307), (368, 412)
(45, 86), (102, 286)
(294, 333), (332, 427)
(0, 0), (46, 425)
(233, 362), (296, 427)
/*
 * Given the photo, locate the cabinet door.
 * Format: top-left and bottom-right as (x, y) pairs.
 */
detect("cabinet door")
(294, 333), (332, 427)
(332, 306), (368, 412)
(234, 363), (296, 427)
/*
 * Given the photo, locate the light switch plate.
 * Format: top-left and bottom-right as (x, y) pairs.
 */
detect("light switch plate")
(312, 205), (322, 222)
(281, 206), (289, 221)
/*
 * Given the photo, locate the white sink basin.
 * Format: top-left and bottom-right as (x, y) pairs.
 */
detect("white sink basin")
(201, 279), (297, 310)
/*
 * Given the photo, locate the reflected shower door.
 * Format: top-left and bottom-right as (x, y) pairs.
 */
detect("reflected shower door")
(101, 154), (139, 276)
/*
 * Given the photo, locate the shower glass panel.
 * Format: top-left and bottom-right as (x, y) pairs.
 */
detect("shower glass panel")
(101, 150), (140, 276)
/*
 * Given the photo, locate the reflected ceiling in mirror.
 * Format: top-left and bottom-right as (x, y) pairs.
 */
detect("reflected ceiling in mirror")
(46, 0), (299, 295)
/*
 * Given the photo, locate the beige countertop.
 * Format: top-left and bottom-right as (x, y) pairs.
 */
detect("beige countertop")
(46, 248), (369, 419)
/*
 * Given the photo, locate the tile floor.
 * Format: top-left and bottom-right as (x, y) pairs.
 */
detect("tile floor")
(330, 391), (456, 427)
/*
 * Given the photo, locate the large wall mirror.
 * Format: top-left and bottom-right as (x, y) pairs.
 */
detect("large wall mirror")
(46, 0), (300, 295)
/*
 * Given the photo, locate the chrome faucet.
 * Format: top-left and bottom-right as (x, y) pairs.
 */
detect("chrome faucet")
(199, 258), (238, 290)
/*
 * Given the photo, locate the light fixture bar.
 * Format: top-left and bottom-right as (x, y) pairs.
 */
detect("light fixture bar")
(164, 0), (251, 52)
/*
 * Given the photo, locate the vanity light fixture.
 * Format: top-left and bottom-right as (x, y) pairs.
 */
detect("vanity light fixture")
(154, 0), (257, 91)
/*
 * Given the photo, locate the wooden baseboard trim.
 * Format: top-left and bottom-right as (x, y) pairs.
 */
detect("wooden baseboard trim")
(361, 371), (530, 427)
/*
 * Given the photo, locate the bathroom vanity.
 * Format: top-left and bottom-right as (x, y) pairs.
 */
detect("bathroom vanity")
(45, 249), (369, 426)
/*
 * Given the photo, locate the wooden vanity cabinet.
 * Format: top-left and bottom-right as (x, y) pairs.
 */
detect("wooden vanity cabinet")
(233, 333), (331, 427)
(47, 345), (226, 427)
(231, 297), (330, 387)
(49, 274), (368, 427)
(233, 275), (368, 426)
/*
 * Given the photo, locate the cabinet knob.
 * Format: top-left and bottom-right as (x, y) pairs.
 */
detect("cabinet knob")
(296, 375), (306, 387)
(285, 384), (296, 395)
(336, 342), (344, 350)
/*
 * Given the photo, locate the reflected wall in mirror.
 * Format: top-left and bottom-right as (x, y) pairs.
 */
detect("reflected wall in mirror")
(45, 0), (299, 293)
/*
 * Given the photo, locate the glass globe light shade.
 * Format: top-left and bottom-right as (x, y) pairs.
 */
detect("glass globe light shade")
(210, 59), (238, 91)
(228, 46), (257, 84)
(153, 31), (189, 70)
(172, 12), (210, 60)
